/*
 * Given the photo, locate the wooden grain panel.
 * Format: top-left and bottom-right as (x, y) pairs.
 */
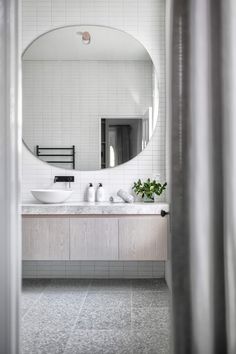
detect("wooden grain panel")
(70, 218), (119, 260)
(22, 217), (69, 260)
(118, 216), (167, 260)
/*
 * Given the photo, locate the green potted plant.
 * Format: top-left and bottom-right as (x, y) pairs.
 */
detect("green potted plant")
(132, 178), (167, 202)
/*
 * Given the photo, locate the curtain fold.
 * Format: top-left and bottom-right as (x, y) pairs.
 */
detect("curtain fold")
(170, 0), (236, 353)
(116, 125), (131, 165)
(0, 0), (20, 353)
(222, 1), (236, 353)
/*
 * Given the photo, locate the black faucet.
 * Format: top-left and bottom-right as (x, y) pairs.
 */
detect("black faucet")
(54, 176), (75, 188)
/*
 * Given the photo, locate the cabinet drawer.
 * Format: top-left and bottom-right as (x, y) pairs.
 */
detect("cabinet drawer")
(22, 217), (69, 260)
(119, 216), (167, 260)
(70, 218), (119, 260)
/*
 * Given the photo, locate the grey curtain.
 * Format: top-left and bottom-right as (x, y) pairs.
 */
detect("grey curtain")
(115, 125), (131, 164)
(170, 0), (236, 354)
(0, 0), (20, 353)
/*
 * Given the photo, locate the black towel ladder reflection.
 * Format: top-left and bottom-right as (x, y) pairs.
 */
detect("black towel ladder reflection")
(36, 145), (75, 169)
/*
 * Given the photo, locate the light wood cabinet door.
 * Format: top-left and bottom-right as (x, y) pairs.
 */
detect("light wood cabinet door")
(119, 216), (168, 260)
(22, 217), (69, 260)
(70, 218), (119, 260)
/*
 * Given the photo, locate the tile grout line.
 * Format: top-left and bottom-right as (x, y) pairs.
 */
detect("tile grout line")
(62, 279), (92, 354)
(21, 280), (52, 321)
(131, 279), (134, 354)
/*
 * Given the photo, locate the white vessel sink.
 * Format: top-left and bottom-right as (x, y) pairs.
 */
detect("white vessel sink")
(31, 189), (73, 204)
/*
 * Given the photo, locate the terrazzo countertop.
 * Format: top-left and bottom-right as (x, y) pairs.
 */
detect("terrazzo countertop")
(21, 201), (169, 215)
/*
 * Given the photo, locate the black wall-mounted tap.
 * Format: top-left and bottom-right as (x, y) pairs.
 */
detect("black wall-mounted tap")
(54, 176), (74, 183)
(54, 176), (75, 188)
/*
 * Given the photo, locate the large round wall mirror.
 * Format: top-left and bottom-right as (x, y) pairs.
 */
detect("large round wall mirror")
(22, 25), (158, 171)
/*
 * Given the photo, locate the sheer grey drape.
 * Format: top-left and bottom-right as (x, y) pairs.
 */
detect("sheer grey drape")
(170, 0), (236, 354)
(0, 0), (20, 353)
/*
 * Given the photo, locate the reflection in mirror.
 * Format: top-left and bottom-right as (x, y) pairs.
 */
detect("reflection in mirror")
(101, 118), (150, 168)
(22, 25), (158, 171)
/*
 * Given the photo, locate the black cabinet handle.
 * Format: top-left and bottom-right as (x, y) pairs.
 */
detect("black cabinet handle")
(161, 209), (169, 217)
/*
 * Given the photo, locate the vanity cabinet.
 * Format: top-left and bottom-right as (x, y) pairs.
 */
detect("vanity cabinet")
(22, 215), (168, 261)
(22, 217), (69, 260)
(119, 216), (167, 261)
(70, 218), (119, 260)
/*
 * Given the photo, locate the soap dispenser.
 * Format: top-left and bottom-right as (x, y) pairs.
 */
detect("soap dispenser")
(96, 183), (105, 202)
(87, 183), (95, 202)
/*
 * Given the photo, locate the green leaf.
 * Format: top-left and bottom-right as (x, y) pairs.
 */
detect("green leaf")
(132, 178), (167, 199)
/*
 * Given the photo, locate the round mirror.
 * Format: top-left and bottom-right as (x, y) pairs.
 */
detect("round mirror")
(22, 25), (158, 171)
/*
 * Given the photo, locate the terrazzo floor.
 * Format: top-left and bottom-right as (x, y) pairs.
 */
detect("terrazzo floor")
(21, 279), (170, 354)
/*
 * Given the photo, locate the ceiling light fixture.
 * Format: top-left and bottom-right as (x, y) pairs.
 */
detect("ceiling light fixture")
(77, 31), (91, 45)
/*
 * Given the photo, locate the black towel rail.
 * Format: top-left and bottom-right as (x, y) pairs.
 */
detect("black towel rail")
(36, 145), (75, 169)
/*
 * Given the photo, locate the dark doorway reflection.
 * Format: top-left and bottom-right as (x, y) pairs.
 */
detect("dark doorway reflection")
(101, 118), (149, 168)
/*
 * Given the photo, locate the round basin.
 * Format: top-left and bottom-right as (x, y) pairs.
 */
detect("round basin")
(31, 189), (73, 204)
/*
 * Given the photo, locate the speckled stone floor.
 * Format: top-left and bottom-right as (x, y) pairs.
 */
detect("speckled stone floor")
(21, 279), (170, 354)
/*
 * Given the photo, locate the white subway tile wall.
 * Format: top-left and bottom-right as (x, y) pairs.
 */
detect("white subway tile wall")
(22, 0), (166, 202)
(21, 0), (167, 278)
(22, 261), (165, 279)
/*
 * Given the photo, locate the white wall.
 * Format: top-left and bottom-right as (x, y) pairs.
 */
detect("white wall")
(23, 59), (153, 170)
(22, 0), (166, 202)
